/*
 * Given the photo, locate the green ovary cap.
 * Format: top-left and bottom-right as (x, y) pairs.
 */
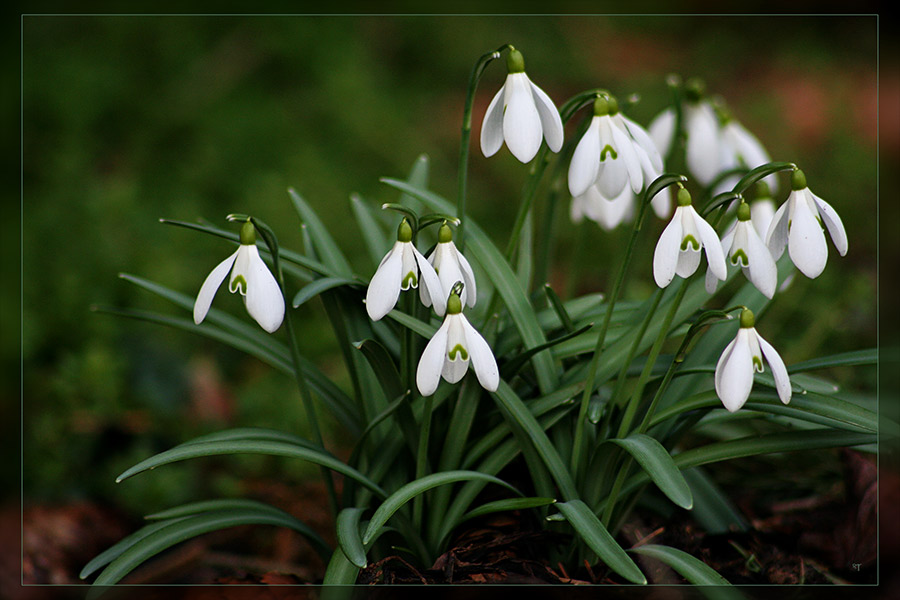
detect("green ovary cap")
(507, 48), (525, 73)
(397, 218), (413, 243)
(593, 96), (611, 117)
(737, 202), (752, 222)
(739, 308), (755, 329)
(438, 222), (453, 244)
(447, 291), (463, 315)
(676, 187), (693, 207)
(791, 169), (807, 191)
(685, 78), (705, 102)
(239, 221), (256, 245)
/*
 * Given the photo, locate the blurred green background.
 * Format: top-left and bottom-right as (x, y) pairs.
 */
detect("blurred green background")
(13, 15), (890, 525)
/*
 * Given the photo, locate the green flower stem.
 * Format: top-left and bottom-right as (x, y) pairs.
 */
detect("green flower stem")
(601, 279), (690, 527)
(568, 182), (651, 478)
(457, 44), (512, 252)
(413, 393), (434, 529)
(249, 217), (339, 518)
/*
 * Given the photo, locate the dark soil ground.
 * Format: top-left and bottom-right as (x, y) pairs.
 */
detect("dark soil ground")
(8, 450), (899, 600)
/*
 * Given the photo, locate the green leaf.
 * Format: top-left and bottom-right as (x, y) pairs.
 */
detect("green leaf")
(544, 283), (575, 333)
(335, 507), (367, 568)
(788, 348), (878, 372)
(555, 500), (646, 584)
(80, 517), (190, 579)
(384, 306), (438, 339)
(87, 509), (319, 589)
(380, 177), (558, 394)
(460, 497), (556, 523)
(293, 276), (361, 307)
(351, 193), (391, 266)
(174, 427), (322, 451)
(630, 544), (734, 587)
(682, 467), (748, 534)
(609, 433), (693, 510)
(362, 470), (520, 545)
(115, 439), (386, 498)
(501, 323), (593, 379)
(288, 188), (354, 278)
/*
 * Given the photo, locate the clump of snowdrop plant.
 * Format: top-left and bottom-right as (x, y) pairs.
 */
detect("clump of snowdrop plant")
(87, 42), (874, 595)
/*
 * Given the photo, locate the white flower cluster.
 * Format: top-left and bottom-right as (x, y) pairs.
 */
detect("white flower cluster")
(365, 220), (498, 396)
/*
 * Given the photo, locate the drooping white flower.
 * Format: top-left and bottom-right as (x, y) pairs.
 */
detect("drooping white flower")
(422, 222), (477, 309)
(653, 187), (727, 288)
(706, 201), (778, 299)
(366, 219), (445, 321)
(193, 220), (285, 333)
(749, 186), (777, 239)
(480, 48), (564, 163)
(416, 288), (499, 396)
(570, 185), (635, 230)
(715, 116), (779, 196)
(765, 169), (848, 279)
(715, 308), (791, 412)
(648, 87), (721, 187)
(568, 95), (655, 200)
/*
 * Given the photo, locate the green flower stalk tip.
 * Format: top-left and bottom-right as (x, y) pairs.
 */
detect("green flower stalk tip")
(740, 308), (755, 329)
(239, 220), (256, 245)
(507, 48), (525, 73)
(676, 187), (693, 207)
(685, 78), (705, 102)
(593, 95), (611, 117)
(447, 291), (463, 315)
(397, 218), (414, 242)
(736, 202), (751, 222)
(791, 168), (807, 191)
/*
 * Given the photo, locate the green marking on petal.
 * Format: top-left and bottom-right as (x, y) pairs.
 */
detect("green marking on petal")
(448, 344), (469, 361)
(402, 271), (418, 290)
(730, 248), (749, 267)
(229, 274), (247, 295)
(680, 235), (700, 251)
(600, 144), (618, 161)
(752, 355), (764, 373)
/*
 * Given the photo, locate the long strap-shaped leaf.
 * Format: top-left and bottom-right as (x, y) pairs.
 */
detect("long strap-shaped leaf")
(335, 507), (368, 568)
(608, 433), (693, 510)
(361, 470), (521, 546)
(288, 188), (355, 278)
(555, 500), (646, 584)
(629, 544), (736, 589)
(115, 439), (386, 498)
(381, 177), (559, 395)
(87, 508), (322, 590)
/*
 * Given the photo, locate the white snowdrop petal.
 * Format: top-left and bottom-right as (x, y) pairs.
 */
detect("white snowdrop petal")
(529, 77), (564, 152)
(648, 107), (676, 159)
(610, 119), (644, 193)
(650, 186), (672, 219)
(693, 208), (728, 281)
(244, 246), (285, 333)
(675, 245), (702, 278)
(716, 329), (755, 412)
(765, 199), (791, 259)
(503, 73), (543, 163)
(592, 186), (634, 230)
(788, 195), (828, 278)
(229, 245), (252, 295)
(453, 244), (478, 308)
(810, 191), (848, 257)
(416, 320), (450, 396)
(685, 103), (720, 186)
(366, 243), (404, 321)
(570, 195), (586, 224)
(596, 118), (629, 198)
(622, 114), (664, 174)
(462, 315), (499, 392)
(730, 122), (770, 171)
(750, 199), (776, 239)
(714, 336), (738, 395)
(194, 250), (239, 325)
(757, 333), (792, 405)
(744, 223), (778, 299)
(653, 211), (684, 287)
(414, 246), (446, 316)
(568, 118), (602, 198)
(480, 84), (506, 158)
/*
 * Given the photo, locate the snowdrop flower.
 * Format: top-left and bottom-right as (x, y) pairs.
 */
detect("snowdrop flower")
(568, 95), (655, 200)
(653, 187), (727, 288)
(715, 308), (791, 412)
(570, 185), (635, 231)
(648, 80), (720, 187)
(193, 220), (284, 333)
(423, 222), (477, 309)
(366, 219), (445, 321)
(715, 111), (779, 195)
(705, 201), (778, 298)
(480, 48), (564, 163)
(749, 182), (777, 238)
(416, 287), (499, 396)
(765, 169), (848, 279)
